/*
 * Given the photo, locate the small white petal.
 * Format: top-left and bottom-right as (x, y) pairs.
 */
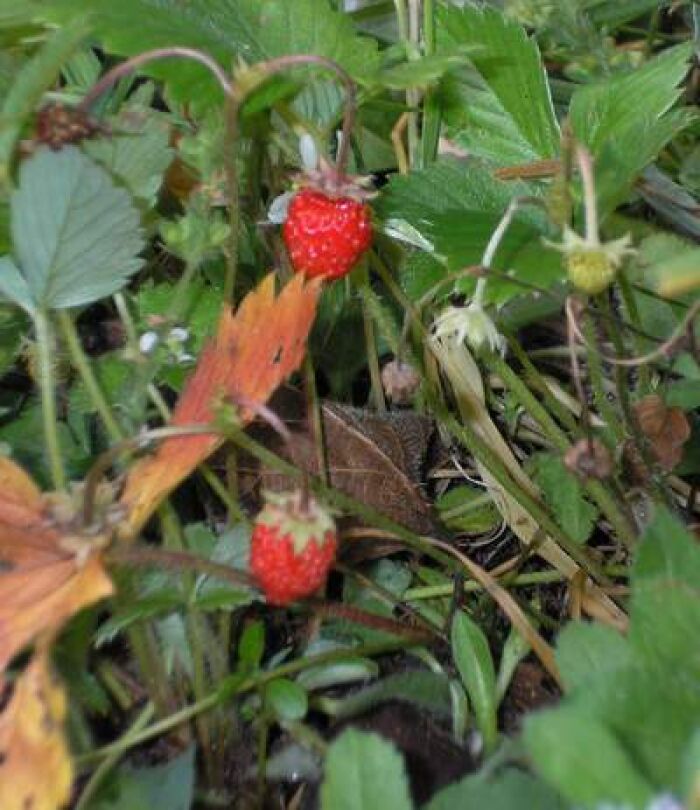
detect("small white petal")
(139, 331), (159, 354)
(299, 132), (319, 172)
(169, 327), (189, 343)
(268, 191), (294, 224)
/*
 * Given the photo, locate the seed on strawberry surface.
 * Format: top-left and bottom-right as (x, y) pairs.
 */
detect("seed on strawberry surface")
(283, 188), (373, 281)
(250, 490), (337, 606)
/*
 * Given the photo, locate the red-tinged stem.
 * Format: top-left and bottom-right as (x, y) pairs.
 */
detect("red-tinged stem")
(251, 55), (358, 177)
(82, 423), (221, 527)
(109, 546), (253, 589)
(77, 47), (234, 112)
(308, 600), (435, 642)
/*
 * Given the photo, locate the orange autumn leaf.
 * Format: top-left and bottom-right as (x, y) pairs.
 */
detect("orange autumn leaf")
(0, 644), (72, 810)
(0, 457), (114, 674)
(119, 272), (321, 539)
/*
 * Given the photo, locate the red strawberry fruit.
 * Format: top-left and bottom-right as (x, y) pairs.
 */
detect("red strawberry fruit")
(250, 491), (337, 606)
(283, 187), (373, 281)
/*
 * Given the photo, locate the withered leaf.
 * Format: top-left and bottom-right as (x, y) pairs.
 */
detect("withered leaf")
(0, 457), (114, 674)
(634, 394), (691, 472)
(119, 273), (321, 538)
(249, 396), (436, 535)
(0, 645), (72, 810)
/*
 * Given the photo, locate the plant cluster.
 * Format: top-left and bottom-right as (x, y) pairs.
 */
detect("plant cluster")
(0, 1), (698, 809)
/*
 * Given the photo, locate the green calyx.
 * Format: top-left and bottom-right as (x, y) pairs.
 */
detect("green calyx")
(258, 490), (336, 555)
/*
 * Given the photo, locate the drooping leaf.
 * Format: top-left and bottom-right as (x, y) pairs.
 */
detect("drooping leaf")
(39, 0), (380, 111)
(0, 457), (114, 674)
(119, 273), (321, 538)
(438, 4), (560, 164)
(7, 146), (144, 310)
(0, 645), (73, 810)
(320, 729), (413, 810)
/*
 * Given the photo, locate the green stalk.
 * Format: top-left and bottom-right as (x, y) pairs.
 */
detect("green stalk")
(420, 0), (441, 167)
(598, 296), (674, 510)
(34, 308), (66, 490)
(506, 335), (580, 434)
(57, 309), (123, 444)
(159, 504), (220, 787)
(582, 311), (623, 443)
(487, 350), (638, 547)
(360, 268), (387, 412)
(618, 273), (652, 393)
(222, 91), (241, 304)
(435, 404), (610, 584)
(78, 639), (423, 766)
(75, 703), (155, 809)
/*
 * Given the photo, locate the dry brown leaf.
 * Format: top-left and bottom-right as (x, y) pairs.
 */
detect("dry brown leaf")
(119, 272), (321, 538)
(0, 457), (114, 674)
(0, 644), (72, 810)
(248, 396), (436, 535)
(634, 394), (691, 471)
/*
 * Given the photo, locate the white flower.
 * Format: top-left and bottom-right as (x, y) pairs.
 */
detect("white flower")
(431, 301), (506, 355)
(138, 331), (159, 354)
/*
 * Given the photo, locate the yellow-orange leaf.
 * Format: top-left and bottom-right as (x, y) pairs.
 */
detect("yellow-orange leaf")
(119, 272), (321, 538)
(0, 645), (72, 810)
(0, 458), (114, 674)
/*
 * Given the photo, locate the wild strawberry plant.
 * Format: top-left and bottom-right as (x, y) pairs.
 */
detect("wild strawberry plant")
(0, 2), (697, 809)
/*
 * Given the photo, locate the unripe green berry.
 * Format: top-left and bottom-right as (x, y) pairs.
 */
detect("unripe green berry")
(566, 249), (616, 295)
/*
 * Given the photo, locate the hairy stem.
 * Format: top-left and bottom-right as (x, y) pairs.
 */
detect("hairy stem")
(34, 308), (66, 490)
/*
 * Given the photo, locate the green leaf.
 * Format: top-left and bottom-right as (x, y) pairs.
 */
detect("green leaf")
(321, 670), (452, 721)
(90, 745), (195, 810)
(451, 611), (497, 753)
(40, 0), (380, 111)
(378, 46), (476, 91)
(296, 658), (379, 692)
(438, 4), (559, 162)
(265, 678), (308, 722)
(238, 620), (265, 670)
(0, 255), (34, 313)
(83, 107), (173, 206)
(630, 508), (700, 671)
(320, 729), (413, 810)
(555, 621), (631, 693)
(0, 19), (91, 180)
(376, 158), (560, 304)
(426, 768), (565, 810)
(524, 706), (655, 809)
(10, 146), (144, 309)
(529, 453), (599, 544)
(569, 44), (695, 216)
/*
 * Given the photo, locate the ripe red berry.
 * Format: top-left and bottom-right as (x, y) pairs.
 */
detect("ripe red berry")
(250, 491), (337, 606)
(282, 188), (373, 281)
